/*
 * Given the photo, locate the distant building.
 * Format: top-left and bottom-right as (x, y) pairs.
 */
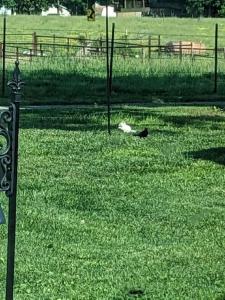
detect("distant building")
(101, 6), (117, 17)
(116, 0), (150, 16)
(0, 6), (13, 15)
(41, 5), (70, 16)
(95, 3), (117, 17)
(149, 0), (186, 17)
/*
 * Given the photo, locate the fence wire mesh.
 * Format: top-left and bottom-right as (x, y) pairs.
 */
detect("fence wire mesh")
(0, 27), (225, 104)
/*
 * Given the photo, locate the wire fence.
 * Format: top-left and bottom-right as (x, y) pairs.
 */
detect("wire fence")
(0, 34), (221, 60)
(0, 26), (223, 56)
(1, 25), (225, 103)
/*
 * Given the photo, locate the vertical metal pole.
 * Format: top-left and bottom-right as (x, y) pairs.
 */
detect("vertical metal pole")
(214, 23), (218, 93)
(32, 32), (37, 56)
(179, 41), (182, 62)
(16, 47), (19, 61)
(5, 61), (23, 300)
(2, 15), (6, 97)
(109, 23), (115, 97)
(53, 34), (56, 56)
(67, 38), (70, 57)
(158, 34), (161, 58)
(106, 0), (110, 135)
(148, 35), (151, 59)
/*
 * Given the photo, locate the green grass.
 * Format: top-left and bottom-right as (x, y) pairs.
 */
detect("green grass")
(1, 15), (225, 44)
(1, 16), (225, 104)
(1, 105), (225, 299)
(3, 55), (223, 105)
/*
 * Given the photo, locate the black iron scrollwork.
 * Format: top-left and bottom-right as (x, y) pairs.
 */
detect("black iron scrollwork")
(1, 60), (24, 300)
(0, 61), (23, 196)
(0, 109), (12, 193)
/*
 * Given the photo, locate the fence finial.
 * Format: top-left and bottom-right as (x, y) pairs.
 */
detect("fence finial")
(7, 60), (24, 93)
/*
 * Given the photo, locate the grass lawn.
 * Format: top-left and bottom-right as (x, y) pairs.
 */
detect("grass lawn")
(1, 16), (225, 104)
(1, 15), (225, 45)
(1, 105), (225, 299)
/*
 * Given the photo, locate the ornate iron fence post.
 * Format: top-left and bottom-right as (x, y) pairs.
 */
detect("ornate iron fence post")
(0, 60), (23, 300)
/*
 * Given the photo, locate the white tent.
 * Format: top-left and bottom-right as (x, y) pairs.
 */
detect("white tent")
(0, 6), (12, 15)
(101, 6), (117, 17)
(42, 5), (70, 16)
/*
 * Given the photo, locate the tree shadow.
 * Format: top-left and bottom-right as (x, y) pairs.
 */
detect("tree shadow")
(20, 107), (116, 131)
(113, 107), (225, 130)
(7, 66), (225, 106)
(148, 112), (225, 129)
(187, 147), (225, 166)
(19, 107), (177, 134)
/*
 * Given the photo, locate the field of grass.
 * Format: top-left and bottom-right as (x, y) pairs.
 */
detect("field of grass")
(2, 55), (223, 105)
(1, 105), (225, 299)
(1, 15), (225, 43)
(0, 16), (225, 104)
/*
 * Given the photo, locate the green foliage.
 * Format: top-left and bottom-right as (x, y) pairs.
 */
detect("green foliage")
(2, 0), (86, 14)
(60, 0), (225, 18)
(3, 0), (225, 16)
(185, 0), (225, 17)
(2, 0), (60, 14)
(3, 0), (16, 8)
(60, 0), (86, 15)
(218, 3), (225, 15)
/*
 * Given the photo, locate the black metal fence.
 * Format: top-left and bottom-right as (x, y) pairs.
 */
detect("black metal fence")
(0, 60), (23, 300)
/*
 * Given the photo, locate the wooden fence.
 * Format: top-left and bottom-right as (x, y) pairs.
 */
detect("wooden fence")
(0, 31), (221, 62)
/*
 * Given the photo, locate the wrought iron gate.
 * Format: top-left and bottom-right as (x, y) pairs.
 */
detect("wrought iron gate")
(0, 60), (24, 300)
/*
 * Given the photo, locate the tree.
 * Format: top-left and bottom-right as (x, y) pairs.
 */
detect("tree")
(10, 0), (86, 15)
(17, 0), (51, 14)
(2, 0), (54, 14)
(2, 0), (16, 9)
(60, 0), (86, 15)
(185, 0), (205, 16)
(186, 0), (225, 17)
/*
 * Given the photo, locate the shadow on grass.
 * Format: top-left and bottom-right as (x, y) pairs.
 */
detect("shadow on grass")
(19, 107), (175, 134)
(188, 147), (225, 166)
(147, 112), (225, 130)
(7, 66), (225, 105)
(154, 114), (225, 127)
(20, 107), (118, 131)
(19, 104), (225, 132)
(113, 108), (225, 130)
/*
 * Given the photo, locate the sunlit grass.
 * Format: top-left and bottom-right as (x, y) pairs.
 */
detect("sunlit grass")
(1, 15), (225, 46)
(1, 105), (225, 299)
(2, 55), (219, 104)
(0, 16), (225, 104)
